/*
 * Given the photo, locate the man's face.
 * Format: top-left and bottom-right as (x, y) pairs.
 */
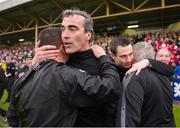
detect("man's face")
(61, 15), (91, 54)
(112, 44), (134, 69)
(155, 49), (171, 64)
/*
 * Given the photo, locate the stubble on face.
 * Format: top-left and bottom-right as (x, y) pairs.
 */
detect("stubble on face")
(114, 44), (134, 69)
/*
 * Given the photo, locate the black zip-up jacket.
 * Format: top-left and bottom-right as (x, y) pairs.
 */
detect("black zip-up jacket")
(116, 59), (175, 127)
(68, 50), (120, 126)
(115, 59), (175, 127)
(120, 68), (175, 127)
(7, 55), (121, 127)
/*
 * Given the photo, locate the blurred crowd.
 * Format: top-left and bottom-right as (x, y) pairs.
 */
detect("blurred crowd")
(0, 46), (34, 78)
(0, 31), (180, 80)
(0, 29), (179, 125)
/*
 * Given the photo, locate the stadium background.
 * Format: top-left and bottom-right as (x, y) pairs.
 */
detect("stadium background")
(0, 0), (180, 126)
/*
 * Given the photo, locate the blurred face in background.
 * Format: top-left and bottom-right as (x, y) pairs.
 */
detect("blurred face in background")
(25, 57), (32, 67)
(155, 48), (171, 64)
(112, 44), (134, 69)
(6, 57), (11, 64)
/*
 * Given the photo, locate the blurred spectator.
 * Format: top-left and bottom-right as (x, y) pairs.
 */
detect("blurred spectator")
(17, 53), (33, 78)
(5, 57), (16, 102)
(0, 66), (8, 117)
(155, 48), (171, 64)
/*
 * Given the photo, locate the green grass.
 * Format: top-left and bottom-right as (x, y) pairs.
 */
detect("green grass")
(0, 90), (9, 110)
(0, 90), (9, 127)
(174, 105), (180, 126)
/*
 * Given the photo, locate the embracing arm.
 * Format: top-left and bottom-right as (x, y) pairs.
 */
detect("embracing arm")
(126, 59), (174, 77)
(60, 55), (121, 107)
(148, 59), (174, 77)
(32, 41), (59, 66)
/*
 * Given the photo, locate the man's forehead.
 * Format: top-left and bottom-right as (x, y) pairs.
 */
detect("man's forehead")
(116, 45), (133, 55)
(157, 49), (170, 55)
(62, 15), (84, 24)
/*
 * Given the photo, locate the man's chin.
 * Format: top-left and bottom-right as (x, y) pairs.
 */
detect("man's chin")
(124, 65), (132, 69)
(65, 50), (76, 54)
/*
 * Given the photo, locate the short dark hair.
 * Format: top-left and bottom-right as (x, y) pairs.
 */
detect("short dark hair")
(109, 36), (132, 56)
(39, 27), (62, 47)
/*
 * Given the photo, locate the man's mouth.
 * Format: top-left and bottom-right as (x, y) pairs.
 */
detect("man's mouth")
(64, 42), (71, 46)
(64, 42), (71, 44)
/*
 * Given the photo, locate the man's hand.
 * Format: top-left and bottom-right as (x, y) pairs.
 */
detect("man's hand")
(91, 45), (106, 58)
(32, 41), (60, 66)
(126, 59), (150, 75)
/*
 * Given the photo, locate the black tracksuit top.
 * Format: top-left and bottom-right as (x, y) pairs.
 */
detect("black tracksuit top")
(7, 55), (120, 127)
(67, 49), (121, 126)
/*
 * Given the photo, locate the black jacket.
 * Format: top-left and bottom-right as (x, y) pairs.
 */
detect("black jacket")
(6, 62), (16, 78)
(0, 67), (7, 98)
(116, 59), (175, 127)
(117, 68), (175, 127)
(7, 55), (121, 127)
(68, 50), (121, 126)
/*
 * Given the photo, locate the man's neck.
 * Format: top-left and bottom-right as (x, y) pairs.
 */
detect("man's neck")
(54, 56), (66, 63)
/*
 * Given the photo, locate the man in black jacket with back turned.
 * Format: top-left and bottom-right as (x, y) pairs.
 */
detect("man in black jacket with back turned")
(108, 36), (174, 126)
(117, 42), (175, 127)
(7, 27), (121, 127)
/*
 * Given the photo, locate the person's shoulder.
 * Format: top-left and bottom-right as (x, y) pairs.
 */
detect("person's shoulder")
(130, 68), (151, 80)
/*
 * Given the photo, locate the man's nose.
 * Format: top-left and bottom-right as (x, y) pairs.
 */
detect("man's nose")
(127, 55), (132, 62)
(162, 56), (167, 60)
(62, 29), (70, 38)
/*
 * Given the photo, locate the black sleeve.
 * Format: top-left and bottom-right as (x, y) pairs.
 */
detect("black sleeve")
(7, 68), (35, 127)
(124, 75), (144, 126)
(148, 59), (174, 77)
(61, 55), (121, 107)
(0, 68), (7, 82)
(6, 89), (18, 127)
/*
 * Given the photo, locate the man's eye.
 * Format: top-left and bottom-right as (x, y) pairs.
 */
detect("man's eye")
(69, 27), (78, 31)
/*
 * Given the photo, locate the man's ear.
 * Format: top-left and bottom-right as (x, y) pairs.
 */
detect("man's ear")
(86, 32), (92, 41)
(110, 53), (115, 60)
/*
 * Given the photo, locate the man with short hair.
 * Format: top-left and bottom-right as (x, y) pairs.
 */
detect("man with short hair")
(109, 36), (174, 78)
(32, 9), (120, 126)
(117, 42), (175, 127)
(109, 37), (174, 80)
(108, 37), (174, 126)
(7, 27), (120, 127)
